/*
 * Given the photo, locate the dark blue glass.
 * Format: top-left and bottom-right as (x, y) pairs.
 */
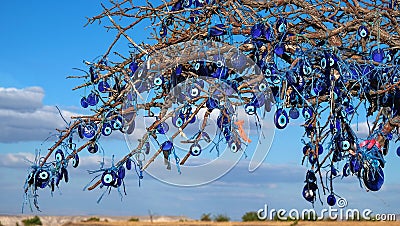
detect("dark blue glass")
(102, 122), (113, 136)
(206, 98), (218, 111)
(363, 166), (384, 191)
(72, 154), (79, 168)
(289, 108), (299, 119)
(209, 24), (226, 37)
(358, 25), (369, 38)
(87, 143), (98, 154)
(161, 140), (173, 151)
(156, 122), (169, 134)
(274, 44), (285, 55)
(83, 123), (97, 139)
(118, 166), (126, 179)
(274, 108), (289, 129)
(251, 23), (265, 39)
(126, 158), (132, 170)
(371, 48), (385, 63)
(190, 143), (202, 156)
(87, 93), (99, 106)
(80, 97), (89, 108)
(101, 170), (116, 186)
(98, 81), (110, 93)
(55, 149), (64, 162)
(327, 194), (336, 206)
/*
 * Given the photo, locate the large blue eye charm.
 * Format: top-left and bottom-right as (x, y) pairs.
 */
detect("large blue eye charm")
(363, 166), (384, 191)
(71, 154), (79, 168)
(274, 108), (288, 129)
(358, 25), (369, 38)
(302, 107), (313, 119)
(190, 143), (202, 156)
(80, 97), (89, 108)
(55, 149), (64, 162)
(83, 123), (97, 139)
(129, 61), (138, 74)
(87, 143), (98, 154)
(102, 122), (113, 136)
(229, 140), (241, 153)
(341, 140), (350, 151)
(101, 170), (116, 186)
(156, 122), (169, 134)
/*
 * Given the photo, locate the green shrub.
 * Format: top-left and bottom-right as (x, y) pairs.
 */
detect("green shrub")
(22, 216), (42, 225)
(82, 217), (100, 222)
(128, 217), (139, 222)
(242, 211), (262, 221)
(213, 214), (230, 222)
(200, 213), (211, 221)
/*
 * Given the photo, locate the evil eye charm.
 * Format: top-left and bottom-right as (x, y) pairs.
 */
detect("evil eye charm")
(80, 97), (89, 108)
(302, 182), (318, 203)
(154, 75), (163, 86)
(38, 169), (50, 181)
(156, 122), (169, 134)
(188, 86), (200, 98)
(302, 63), (312, 75)
(87, 143), (98, 154)
(86, 93), (99, 106)
(274, 44), (285, 55)
(258, 81), (268, 92)
(101, 170), (117, 186)
(343, 162), (350, 177)
(98, 81), (110, 93)
(229, 140), (240, 153)
(55, 149), (64, 162)
(202, 132), (211, 143)
(61, 167), (69, 183)
(159, 25), (167, 37)
(341, 140), (351, 151)
(190, 143), (202, 156)
(363, 166), (384, 191)
(129, 61), (138, 74)
(302, 107), (313, 119)
(289, 108), (299, 119)
(71, 154), (79, 168)
(327, 194), (336, 206)
(172, 113), (185, 127)
(274, 108), (289, 129)
(276, 18), (287, 33)
(251, 23), (265, 39)
(102, 122), (113, 136)
(209, 24), (226, 37)
(161, 140), (174, 151)
(358, 25), (369, 38)
(111, 116), (123, 130)
(306, 170), (316, 183)
(371, 48), (385, 63)
(245, 103), (256, 115)
(83, 123), (97, 139)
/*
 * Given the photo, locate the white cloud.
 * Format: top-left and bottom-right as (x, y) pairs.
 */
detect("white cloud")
(351, 121), (370, 138)
(0, 86), (77, 143)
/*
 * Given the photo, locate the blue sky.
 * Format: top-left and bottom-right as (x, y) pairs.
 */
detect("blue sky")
(0, 0), (400, 221)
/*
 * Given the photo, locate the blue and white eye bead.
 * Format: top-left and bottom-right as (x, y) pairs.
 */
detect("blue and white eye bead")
(276, 18), (287, 33)
(112, 116), (123, 130)
(71, 154), (79, 168)
(87, 143), (98, 154)
(102, 122), (113, 136)
(258, 82), (268, 92)
(274, 108), (288, 129)
(55, 149), (64, 162)
(358, 25), (369, 38)
(245, 103), (256, 115)
(80, 97), (89, 108)
(229, 140), (240, 153)
(38, 170), (50, 181)
(154, 76), (163, 86)
(302, 63), (312, 75)
(172, 113), (185, 127)
(101, 170), (116, 186)
(189, 87), (200, 98)
(83, 123), (97, 139)
(302, 107), (313, 119)
(341, 140), (350, 151)
(190, 143), (202, 156)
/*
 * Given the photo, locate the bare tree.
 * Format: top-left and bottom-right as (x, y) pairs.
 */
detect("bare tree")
(23, 0), (400, 211)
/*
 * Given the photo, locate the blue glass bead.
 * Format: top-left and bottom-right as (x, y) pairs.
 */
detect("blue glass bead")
(289, 108), (300, 119)
(87, 143), (98, 154)
(83, 123), (97, 139)
(209, 24), (226, 37)
(156, 122), (169, 134)
(327, 194), (336, 206)
(206, 98), (218, 111)
(71, 154), (79, 168)
(397, 146), (400, 157)
(274, 44), (285, 55)
(118, 166), (126, 179)
(87, 93), (99, 106)
(102, 122), (113, 136)
(371, 48), (385, 63)
(343, 163), (350, 177)
(129, 61), (138, 75)
(126, 158), (132, 170)
(363, 166), (384, 191)
(80, 97), (89, 108)
(358, 25), (369, 38)
(302, 107), (313, 119)
(98, 81), (110, 93)
(161, 140), (173, 151)
(276, 18), (287, 33)
(55, 149), (64, 162)
(251, 23), (265, 39)
(111, 116), (123, 130)
(302, 182), (317, 203)
(101, 170), (116, 186)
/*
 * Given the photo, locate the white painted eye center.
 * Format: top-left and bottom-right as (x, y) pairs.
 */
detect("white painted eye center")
(342, 140), (350, 150)
(278, 114), (287, 126)
(39, 171), (49, 180)
(278, 23), (286, 33)
(265, 68), (271, 76)
(191, 87), (199, 96)
(72, 159), (76, 165)
(113, 119), (122, 129)
(259, 83), (267, 91)
(360, 29), (367, 38)
(305, 190), (314, 198)
(216, 60), (224, 67)
(154, 77), (162, 86)
(104, 174), (113, 183)
(56, 153), (63, 162)
(176, 118), (183, 127)
(329, 57), (335, 66)
(230, 143), (237, 152)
